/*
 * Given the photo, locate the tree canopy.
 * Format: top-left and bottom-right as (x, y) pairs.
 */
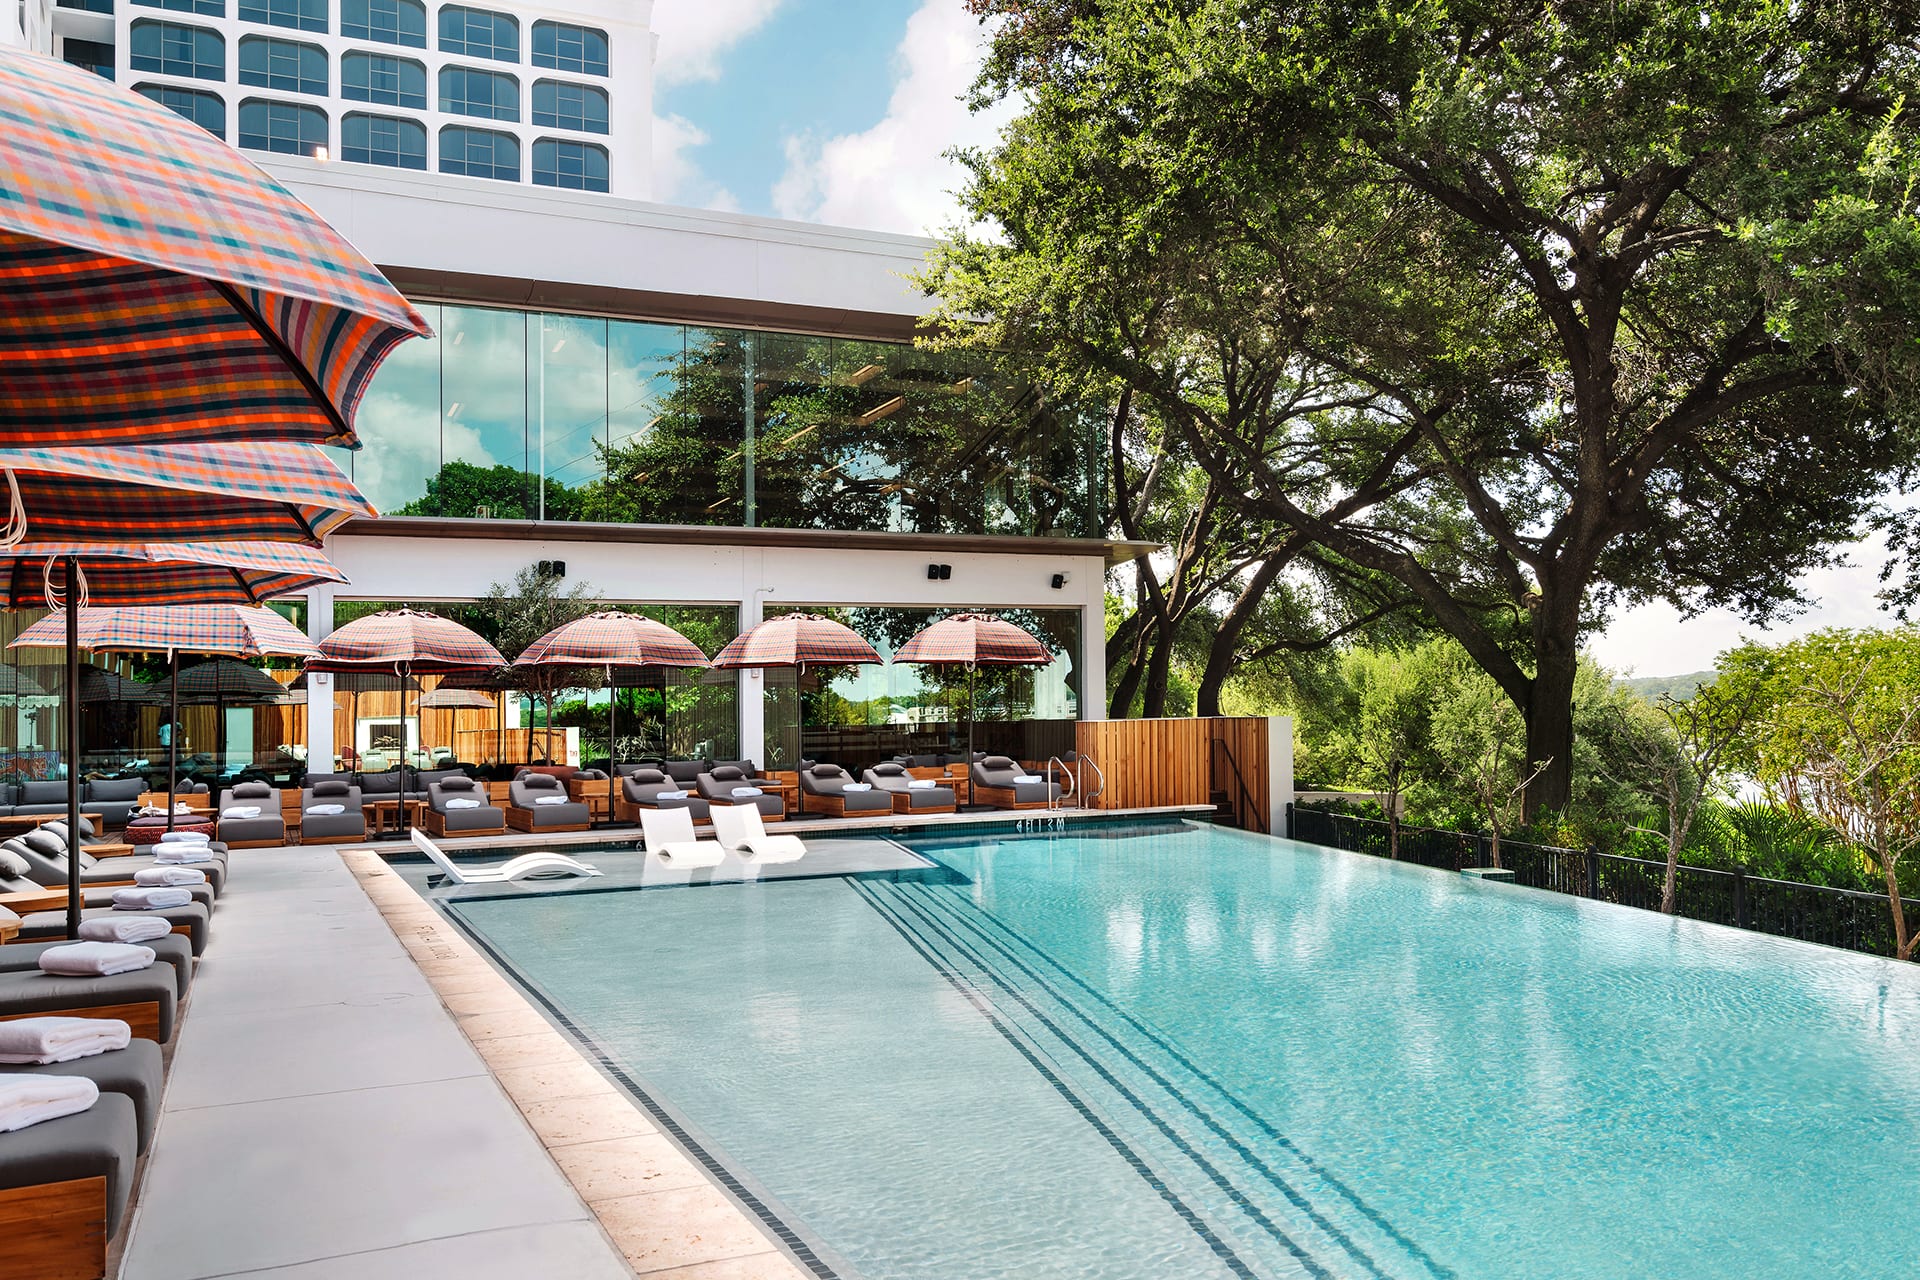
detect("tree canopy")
(931, 0), (1920, 815)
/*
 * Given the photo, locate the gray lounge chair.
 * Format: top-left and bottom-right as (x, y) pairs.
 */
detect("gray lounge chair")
(798, 764), (892, 818)
(970, 755), (1062, 809)
(298, 779), (367, 843)
(0, 965), (180, 1043)
(0, 1092), (139, 1278)
(865, 762), (958, 814)
(506, 773), (591, 832)
(662, 760), (709, 787)
(615, 768), (710, 824)
(6, 830), (228, 897)
(425, 776), (506, 836)
(0, 843), (214, 913)
(9, 779), (75, 819)
(0, 936), (194, 999)
(0, 1041), (164, 1154)
(216, 780), (285, 848)
(696, 765), (784, 820)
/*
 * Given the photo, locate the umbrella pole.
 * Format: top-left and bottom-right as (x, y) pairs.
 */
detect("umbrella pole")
(398, 664), (410, 837)
(606, 665), (616, 827)
(966, 664), (977, 803)
(62, 557), (81, 940)
(166, 649), (178, 832)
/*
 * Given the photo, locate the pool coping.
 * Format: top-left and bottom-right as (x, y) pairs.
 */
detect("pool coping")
(342, 847), (817, 1280)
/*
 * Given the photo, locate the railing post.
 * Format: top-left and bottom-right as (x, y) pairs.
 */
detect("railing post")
(1283, 802), (1294, 840)
(1733, 866), (1747, 930)
(1585, 845), (1599, 899)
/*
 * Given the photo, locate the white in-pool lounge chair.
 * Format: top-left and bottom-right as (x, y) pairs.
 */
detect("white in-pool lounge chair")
(638, 808), (726, 868)
(708, 804), (807, 864)
(410, 829), (602, 884)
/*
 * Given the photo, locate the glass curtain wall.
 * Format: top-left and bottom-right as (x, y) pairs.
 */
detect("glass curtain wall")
(759, 606), (1081, 774)
(341, 303), (1105, 537)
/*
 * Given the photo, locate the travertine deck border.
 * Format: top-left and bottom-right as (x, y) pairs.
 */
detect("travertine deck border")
(343, 849), (813, 1280)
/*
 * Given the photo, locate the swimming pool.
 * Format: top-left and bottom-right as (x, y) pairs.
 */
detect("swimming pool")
(438, 820), (1920, 1279)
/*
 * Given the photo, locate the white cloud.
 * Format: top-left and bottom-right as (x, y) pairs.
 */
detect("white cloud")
(772, 0), (1014, 236)
(652, 111), (741, 210)
(649, 0), (786, 88)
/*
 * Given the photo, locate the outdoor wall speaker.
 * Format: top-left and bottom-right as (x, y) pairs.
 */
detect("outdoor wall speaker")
(536, 560), (567, 578)
(927, 563), (952, 580)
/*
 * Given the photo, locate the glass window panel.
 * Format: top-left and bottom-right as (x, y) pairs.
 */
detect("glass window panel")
(340, 0), (423, 47)
(237, 0), (323, 32)
(438, 5), (516, 61)
(437, 125), (517, 180)
(135, 82), (225, 137)
(530, 314), (606, 515)
(341, 51), (426, 107)
(134, 0), (222, 16)
(530, 20), (606, 75)
(58, 0), (116, 14)
(61, 37), (116, 76)
(738, 331), (837, 531)
(530, 79), (607, 133)
(594, 327), (744, 527)
(342, 301), (440, 513)
(236, 98), (326, 154)
(129, 20), (224, 79)
(341, 111), (426, 169)
(424, 306), (530, 518)
(239, 35), (328, 94)
(438, 65), (517, 120)
(602, 321), (683, 519)
(530, 138), (607, 191)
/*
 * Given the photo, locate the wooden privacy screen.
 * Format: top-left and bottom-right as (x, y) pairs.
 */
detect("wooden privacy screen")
(1073, 716), (1271, 830)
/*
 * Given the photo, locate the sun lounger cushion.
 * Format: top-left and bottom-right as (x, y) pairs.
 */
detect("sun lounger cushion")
(972, 757), (1062, 805)
(0, 968), (178, 1042)
(0, 1041), (163, 1154)
(508, 775), (589, 827)
(0, 1091), (138, 1236)
(15, 901), (210, 958)
(622, 771), (710, 818)
(0, 937), (192, 1000)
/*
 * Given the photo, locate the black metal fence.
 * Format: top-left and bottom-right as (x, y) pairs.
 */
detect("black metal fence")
(1288, 806), (1906, 959)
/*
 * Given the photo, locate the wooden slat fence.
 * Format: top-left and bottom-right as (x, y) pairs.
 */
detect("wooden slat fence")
(1072, 716), (1272, 831)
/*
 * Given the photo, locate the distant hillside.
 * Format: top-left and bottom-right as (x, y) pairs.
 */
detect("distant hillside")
(1616, 671), (1716, 701)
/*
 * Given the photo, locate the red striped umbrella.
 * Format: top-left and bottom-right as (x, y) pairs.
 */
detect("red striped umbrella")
(309, 609), (505, 835)
(0, 541), (343, 608)
(711, 613), (881, 673)
(515, 610), (710, 818)
(11, 604), (316, 659)
(893, 613), (1054, 775)
(0, 44), (430, 448)
(0, 444), (371, 545)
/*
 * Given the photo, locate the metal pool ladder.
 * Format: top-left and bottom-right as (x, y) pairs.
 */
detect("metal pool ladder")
(1047, 754), (1106, 811)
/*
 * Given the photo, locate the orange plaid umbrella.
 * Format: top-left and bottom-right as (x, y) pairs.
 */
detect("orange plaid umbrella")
(0, 44), (430, 448)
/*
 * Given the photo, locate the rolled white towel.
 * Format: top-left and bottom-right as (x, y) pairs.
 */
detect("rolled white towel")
(1012, 774), (1044, 785)
(111, 886), (191, 911)
(159, 830), (210, 844)
(0, 1074), (99, 1132)
(38, 941), (156, 977)
(444, 797), (481, 809)
(532, 794), (567, 806)
(730, 786), (764, 798)
(221, 805), (261, 819)
(841, 782), (873, 792)
(153, 847), (216, 865)
(0, 1016), (131, 1064)
(77, 914), (172, 944)
(907, 779), (938, 790)
(304, 804), (345, 816)
(657, 789), (689, 800)
(133, 866), (207, 887)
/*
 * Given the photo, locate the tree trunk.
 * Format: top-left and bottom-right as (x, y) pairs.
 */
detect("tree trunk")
(1523, 635), (1579, 819)
(1108, 643), (1146, 719)
(1195, 554), (1289, 716)
(1139, 618), (1173, 718)
(1661, 833), (1681, 915)
(1883, 856), (1912, 961)
(1488, 826), (1502, 870)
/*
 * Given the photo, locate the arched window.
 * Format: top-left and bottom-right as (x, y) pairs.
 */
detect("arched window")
(438, 126), (517, 181)
(237, 0), (324, 33)
(531, 80), (606, 134)
(135, 82), (225, 138)
(342, 112), (428, 170)
(340, 0), (423, 48)
(128, 20), (224, 80)
(531, 20), (605, 75)
(342, 51), (426, 108)
(438, 6), (516, 61)
(239, 35), (328, 94)
(237, 98), (327, 155)
(438, 65), (517, 121)
(531, 138), (608, 193)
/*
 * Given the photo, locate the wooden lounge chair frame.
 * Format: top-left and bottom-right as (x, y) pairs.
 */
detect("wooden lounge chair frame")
(0, 1175), (110, 1280)
(423, 807), (507, 838)
(889, 791), (958, 815)
(503, 808), (590, 834)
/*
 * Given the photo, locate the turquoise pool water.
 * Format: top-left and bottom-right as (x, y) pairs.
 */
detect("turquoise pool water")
(442, 821), (1920, 1279)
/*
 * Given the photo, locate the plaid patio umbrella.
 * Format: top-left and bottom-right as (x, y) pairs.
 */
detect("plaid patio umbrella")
(0, 444), (372, 546)
(893, 613), (1054, 783)
(0, 662), (46, 698)
(0, 541), (344, 608)
(515, 611), (711, 820)
(710, 614), (882, 673)
(308, 610), (506, 836)
(12, 603), (314, 823)
(417, 687), (495, 710)
(0, 44), (430, 449)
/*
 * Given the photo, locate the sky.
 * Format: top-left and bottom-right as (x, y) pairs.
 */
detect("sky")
(644, 1), (1907, 680)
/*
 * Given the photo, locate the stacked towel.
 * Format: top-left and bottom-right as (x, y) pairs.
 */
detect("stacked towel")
(532, 795), (567, 806)
(221, 805), (261, 819)
(842, 782), (873, 792)
(731, 786), (764, 798)
(133, 866), (207, 887)
(111, 886), (191, 911)
(658, 789), (689, 800)
(38, 942), (156, 977)
(444, 798), (481, 809)
(908, 779), (938, 790)
(0, 1074), (99, 1132)
(0, 1017), (131, 1064)
(305, 804), (346, 816)
(154, 846), (215, 865)
(1012, 774), (1044, 785)
(77, 914), (172, 944)
(159, 830), (210, 844)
